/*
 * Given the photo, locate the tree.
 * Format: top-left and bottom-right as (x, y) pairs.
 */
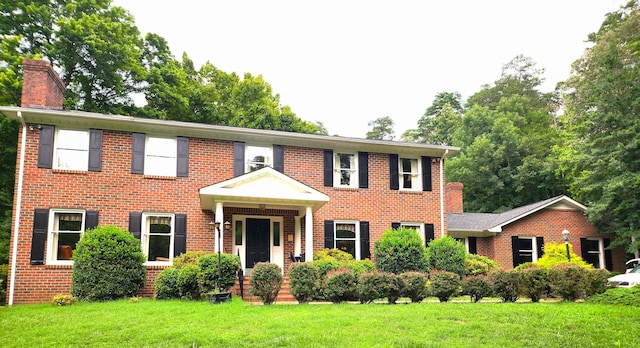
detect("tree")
(404, 91), (463, 144)
(366, 116), (395, 140)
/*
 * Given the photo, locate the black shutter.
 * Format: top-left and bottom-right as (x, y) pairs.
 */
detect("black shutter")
(360, 221), (370, 260)
(358, 152), (368, 188)
(580, 238), (588, 260)
(129, 212), (142, 240)
(323, 150), (333, 187)
(131, 133), (145, 174)
(88, 129), (103, 172)
(468, 237), (477, 254)
(422, 156), (432, 191)
(604, 238), (613, 271)
(234, 142), (245, 177)
(511, 236), (520, 268)
(176, 137), (189, 177)
(424, 223), (435, 247)
(273, 145), (284, 173)
(85, 210), (99, 230)
(174, 214), (187, 257)
(37, 125), (54, 169)
(324, 220), (334, 249)
(536, 236), (544, 258)
(391, 222), (400, 230)
(30, 209), (49, 265)
(389, 154), (399, 190)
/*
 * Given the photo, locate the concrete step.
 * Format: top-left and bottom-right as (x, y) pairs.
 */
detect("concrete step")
(230, 276), (297, 304)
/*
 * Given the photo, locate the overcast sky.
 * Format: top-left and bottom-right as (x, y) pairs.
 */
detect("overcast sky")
(113, 0), (626, 138)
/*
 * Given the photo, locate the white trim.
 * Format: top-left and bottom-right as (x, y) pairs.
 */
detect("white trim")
(439, 150), (448, 238)
(398, 157), (421, 191)
(46, 209), (86, 266)
(53, 128), (89, 171)
(333, 220), (360, 260)
(333, 152), (358, 188)
(144, 136), (177, 177)
(584, 237), (606, 269)
(9, 112), (26, 306)
(141, 212), (175, 266)
(400, 222), (424, 242)
(245, 144), (272, 173)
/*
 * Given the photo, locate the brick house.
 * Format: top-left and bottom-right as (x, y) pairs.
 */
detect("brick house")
(445, 182), (626, 271)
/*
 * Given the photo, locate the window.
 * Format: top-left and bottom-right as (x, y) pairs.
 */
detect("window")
(246, 145), (272, 172)
(234, 221), (243, 246)
(142, 213), (174, 263)
(517, 237), (535, 263)
(273, 221), (281, 247)
(334, 153), (358, 188)
(145, 137), (177, 176)
(399, 158), (420, 190)
(454, 237), (470, 253)
(55, 129), (89, 170)
(47, 210), (85, 263)
(335, 222), (357, 258)
(583, 238), (604, 269)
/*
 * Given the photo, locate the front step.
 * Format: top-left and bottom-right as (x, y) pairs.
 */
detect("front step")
(230, 276), (297, 303)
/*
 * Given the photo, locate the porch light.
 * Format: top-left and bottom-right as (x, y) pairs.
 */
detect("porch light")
(562, 229), (571, 262)
(224, 220), (231, 232)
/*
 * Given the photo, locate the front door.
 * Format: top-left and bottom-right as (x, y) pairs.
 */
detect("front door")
(246, 218), (270, 267)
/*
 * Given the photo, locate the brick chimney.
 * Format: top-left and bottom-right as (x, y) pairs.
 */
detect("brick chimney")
(21, 59), (65, 109)
(445, 182), (464, 213)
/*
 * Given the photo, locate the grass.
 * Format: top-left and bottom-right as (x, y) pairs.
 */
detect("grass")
(1, 298), (638, 347)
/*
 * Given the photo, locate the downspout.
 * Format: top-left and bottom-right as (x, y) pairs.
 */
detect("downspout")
(8, 111), (27, 306)
(439, 149), (449, 239)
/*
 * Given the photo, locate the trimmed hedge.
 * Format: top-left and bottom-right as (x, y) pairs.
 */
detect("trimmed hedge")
(374, 228), (427, 274)
(400, 271), (428, 303)
(154, 267), (180, 300)
(249, 262), (283, 305)
(461, 275), (493, 303)
(548, 264), (588, 301)
(518, 265), (548, 302)
(491, 270), (521, 303)
(311, 248), (375, 279)
(425, 236), (466, 278)
(197, 253), (242, 293)
(288, 262), (320, 304)
(324, 268), (356, 303)
(429, 271), (461, 302)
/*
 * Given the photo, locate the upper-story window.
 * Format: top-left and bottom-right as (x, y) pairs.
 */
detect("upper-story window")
(54, 129), (89, 170)
(145, 137), (177, 177)
(246, 145), (272, 172)
(334, 152), (358, 188)
(399, 157), (421, 190)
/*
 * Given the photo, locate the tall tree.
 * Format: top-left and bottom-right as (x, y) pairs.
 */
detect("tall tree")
(403, 91), (463, 144)
(366, 116), (395, 140)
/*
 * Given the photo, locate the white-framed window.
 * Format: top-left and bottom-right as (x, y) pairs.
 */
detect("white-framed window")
(246, 145), (272, 172)
(54, 129), (89, 170)
(334, 152), (358, 188)
(454, 237), (470, 253)
(145, 137), (177, 176)
(399, 157), (421, 190)
(583, 238), (605, 269)
(516, 237), (538, 265)
(47, 209), (86, 264)
(141, 213), (175, 263)
(400, 222), (423, 241)
(335, 221), (359, 259)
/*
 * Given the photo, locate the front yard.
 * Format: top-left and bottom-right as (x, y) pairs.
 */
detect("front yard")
(1, 298), (638, 347)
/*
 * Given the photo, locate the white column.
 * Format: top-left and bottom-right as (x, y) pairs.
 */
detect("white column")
(305, 206), (313, 261)
(294, 216), (302, 256)
(215, 202), (224, 253)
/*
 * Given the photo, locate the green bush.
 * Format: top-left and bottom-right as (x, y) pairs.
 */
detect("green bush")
(197, 253), (241, 293)
(311, 248), (375, 279)
(400, 271), (428, 303)
(51, 294), (76, 306)
(71, 225), (146, 301)
(0, 263), (7, 306)
(518, 265), (548, 302)
(425, 236), (466, 278)
(491, 270), (521, 303)
(288, 262), (320, 304)
(249, 262), (283, 305)
(374, 228), (427, 274)
(154, 267), (180, 300)
(461, 275), (493, 303)
(173, 251), (209, 268)
(357, 272), (385, 304)
(586, 268), (612, 297)
(548, 264), (589, 301)
(381, 272), (405, 304)
(536, 242), (592, 269)
(177, 264), (201, 300)
(587, 285), (640, 306)
(429, 271), (461, 302)
(465, 254), (500, 276)
(324, 268), (357, 303)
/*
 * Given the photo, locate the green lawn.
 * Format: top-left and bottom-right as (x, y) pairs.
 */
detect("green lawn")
(1, 298), (638, 347)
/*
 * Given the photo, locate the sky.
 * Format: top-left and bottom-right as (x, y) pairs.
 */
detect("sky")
(113, 0), (626, 138)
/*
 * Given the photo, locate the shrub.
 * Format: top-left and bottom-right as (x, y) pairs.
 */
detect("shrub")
(374, 228), (427, 274)
(154, 267), (180, 300)
(173, 251), (209, 268)
(548, 264), (589, 301)
(536, 242), (592, 269)
(400, 271), (428, 303)
(0, 263), (7, 306)
(324, 268), (356, 303)
(288, 262), (320, 304)
(586, 268), (612, 297)
(381, 272), (405, 304)
(518, 265), (548, 302)
(461, 275), (493, 303)
(465, 254), (500, 276)
(177, 264), (201, 300)
(491, 270), (521, 303)
(197, 253), (241, 293)
(357, 272), (385, 304)
(51, 294), (76, 306)
(587, 285), (640, 306)
(249, 262), (283, 305)
(311, 248), (375, 279)
(71, 225), (146, 301)
(429, 271), (461, 302)
(425, 236), (466, 278)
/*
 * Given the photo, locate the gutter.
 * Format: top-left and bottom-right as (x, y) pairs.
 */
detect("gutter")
(439, 149), (449, 238)
(8, 111), (27, 306)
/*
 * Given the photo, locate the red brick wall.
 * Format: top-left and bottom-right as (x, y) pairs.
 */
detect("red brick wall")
(21, 59), (65, 109)
(445, 182), (463, 213)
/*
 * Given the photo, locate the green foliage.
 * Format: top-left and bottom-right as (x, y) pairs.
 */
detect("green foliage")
(461, 275), (494, 303)
(586, 268), (612, 297)
(400, 271), (428, 303)
(517, 265), (548, 302)
(357, 272), (385, 304)
(71, 225), (146, 301)
(547, 264), (589, 301)
(323, 269), (357, 304)
(406, 92), (464, 144)
(374, 228), (427, 274)
(197, 253), (241, 293)
(172, 250), (209, 268)
(425, 236), (466, 277)
(249, 263), (283, 305)
(176, 264), (200, 300)
(366, 116), (395, 140)
(153, 267), (180, 300)
(587, 285), (640, 306)
(0, 263), (7, 305)
(380, 272), (405, 304)
(311, 248), (375, 279)
(490, 270), (521, 303)
(51, 294), (76, 306)
(465, 254), (500, 276)
(535, 242), (591, 269)
(288, 262), (320, 304)
(429, 271), (461, 302)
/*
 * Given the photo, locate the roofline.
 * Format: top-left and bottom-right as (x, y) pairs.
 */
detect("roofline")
(487, 195), (587, 232)
(0, 106), (460, 157)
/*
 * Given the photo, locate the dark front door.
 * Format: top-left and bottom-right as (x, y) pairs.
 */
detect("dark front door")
(246, 218), (270, 267)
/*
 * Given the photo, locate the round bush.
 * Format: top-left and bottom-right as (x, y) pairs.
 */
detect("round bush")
(324, 268), (356, 303)
(374, 228), (427, 274)
(197, 253), (241, 293)
(461, 275), (493, 303)
(586, 268), (612, 297)
(548, 264), (589, 301)
(518, 265), (548, 302)
(357, 272), (385, 304)
(311, 248), (375, 279)
(490, 270), (521, 303)
(173, 251), (209, 268)
(288, 262), (320, 304)
(154, 267), (180, 300)
(425, 236), (466, 278)
(71, 225), (146, 301)
(177, 264), (201, 300)
(249, 262), (283, 305)
(429, 271), (461, 302)
(536, 242), (592, 269)
(465, 254), (500, 276)
(381, 272), (405, 304)
(400, 271), (428, 303)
